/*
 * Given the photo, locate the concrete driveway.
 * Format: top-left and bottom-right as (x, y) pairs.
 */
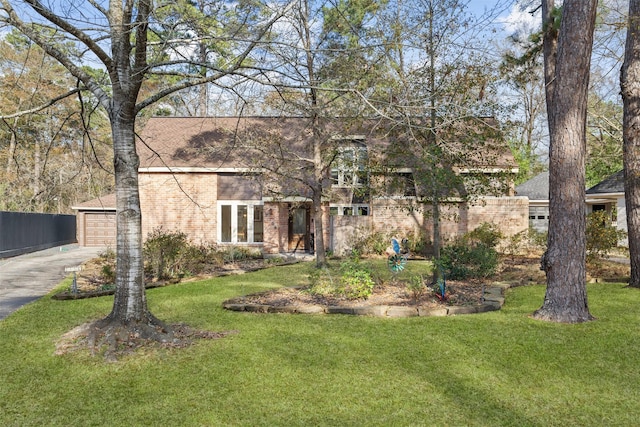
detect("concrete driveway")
(0, 245), (105, 321)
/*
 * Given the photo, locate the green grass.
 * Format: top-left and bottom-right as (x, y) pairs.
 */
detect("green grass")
(2, 262), (640, 426)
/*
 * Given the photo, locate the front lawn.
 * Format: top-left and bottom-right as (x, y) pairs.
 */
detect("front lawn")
(1, 262), (639, 426)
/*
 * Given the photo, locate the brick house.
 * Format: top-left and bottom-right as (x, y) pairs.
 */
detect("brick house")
(74, 116), (528, 253)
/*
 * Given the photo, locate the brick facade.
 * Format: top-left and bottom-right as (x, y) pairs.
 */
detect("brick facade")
(138, 173), (218, 243)
(137, 172), (528, 255)
(329, 196), (528, 255)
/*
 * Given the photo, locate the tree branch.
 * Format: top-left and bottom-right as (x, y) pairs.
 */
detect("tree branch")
(0, 88), (82, 119)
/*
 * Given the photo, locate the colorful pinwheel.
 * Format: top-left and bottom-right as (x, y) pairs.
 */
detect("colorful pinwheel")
(387, 238), (409, 273)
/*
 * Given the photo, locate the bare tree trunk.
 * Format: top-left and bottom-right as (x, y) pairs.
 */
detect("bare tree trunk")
(534, 0), (597, 323)
(5, 117), (18, 175)
(312, 191), (327, 267)
(101, 113), (158, 326)
(621, 0), (640, 288)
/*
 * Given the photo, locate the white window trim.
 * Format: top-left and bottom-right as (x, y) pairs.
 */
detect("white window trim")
(217, 200), (264, 244)
(329, 204), (370, 216)
(331, 146), (368, 188)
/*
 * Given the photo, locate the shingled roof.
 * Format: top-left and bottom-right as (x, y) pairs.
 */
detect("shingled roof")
(586, 170), (624, 195)
(71, 193), (116, 210)
(515, 171), (549, 201)
(135, 116), (516, 170)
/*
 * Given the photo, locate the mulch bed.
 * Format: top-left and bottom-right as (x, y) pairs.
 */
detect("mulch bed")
(226, 278), (485, 309)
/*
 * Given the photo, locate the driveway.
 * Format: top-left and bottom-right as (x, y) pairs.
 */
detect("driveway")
(0, 244), (105, 321)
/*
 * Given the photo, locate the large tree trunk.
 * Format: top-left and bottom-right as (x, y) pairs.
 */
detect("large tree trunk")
(534, 0), (597, 323)
(541, 0), (558, 130)
(101, 112), (157, 326)
(622, 0), (640, 289)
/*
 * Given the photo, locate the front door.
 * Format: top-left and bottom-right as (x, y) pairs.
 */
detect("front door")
(288, 206), (309, 252)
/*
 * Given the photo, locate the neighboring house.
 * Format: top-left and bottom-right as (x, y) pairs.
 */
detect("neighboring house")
(586, 170), (627, 247)
(515, 171), (550, 233)
(74, 116), (528, 253)
(515, 170), (628, 246)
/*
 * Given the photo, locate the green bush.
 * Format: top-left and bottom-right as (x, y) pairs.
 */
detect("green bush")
(586, 210), (626, 262)
(503, 229), (547, 259)
(529, 229), (548, 249)
(222, 246), (262, 263)
(350, 228), (430, 257)
(404, 230), (431, 256)
(307, 266), (338, 296)
(436, 224), (500, 280)
(144, 227), (191, 279)
(466, 222), (503, 248)
(97, 248), (116, 284)
(339, 258), (375, 300)
(307, 257), (376, 300)
(351, 228), (391, 256)
(407, 275), (427, 302)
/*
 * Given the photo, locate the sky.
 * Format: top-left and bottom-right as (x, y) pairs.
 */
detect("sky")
(470, 0), (541, 38)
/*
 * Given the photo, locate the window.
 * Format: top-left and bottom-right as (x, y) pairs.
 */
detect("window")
(385, 172), (416, 197)
(218, 201), (264, 244)
(329, 204), (369, 216)
(330, 145), (368, 187)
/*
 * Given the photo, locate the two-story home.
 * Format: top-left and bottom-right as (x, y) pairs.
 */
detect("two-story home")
(74, 116), (528, 254)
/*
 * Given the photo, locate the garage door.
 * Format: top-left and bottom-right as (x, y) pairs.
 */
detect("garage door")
(85, 212), (116, 247)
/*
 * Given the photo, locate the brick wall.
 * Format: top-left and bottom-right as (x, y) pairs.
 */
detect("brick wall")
(263, 202), (289, 254)
(369, 196), (528, 243)
(138, 172), (528, 254)
(139, 173), (218, 244)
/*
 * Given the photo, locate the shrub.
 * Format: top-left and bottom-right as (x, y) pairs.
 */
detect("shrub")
(222, 246), (262, 263)
(307, 266), (338, 297)
(307, 257), (376, 300)
(466, 222), (503, 248)
(351, 228), (391, 256)
(404, 230), (431, 256)
(97, 248), (116, 285)
(502, 229), (548, 259)
(528, 229), (548, 249)
(144, 227), (191, 280)
(437, 243), (498, 280)
(586, 210), (626, 262)
(407, 275), (427, 302)
(503, 230), (527, 259)
(339, 258), (375, 300)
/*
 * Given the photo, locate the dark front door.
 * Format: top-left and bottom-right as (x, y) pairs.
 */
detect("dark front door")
(288, 206), (309, 252)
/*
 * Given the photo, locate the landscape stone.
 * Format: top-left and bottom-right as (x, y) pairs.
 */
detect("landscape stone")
(352, 306), (388, 317)
(244, 304), (270, 313)
(295, 305), (325, 314)
(417, 307), (448, 317)
(483, 295), (505, 306)
(222, 303), (246, 311)
(477, 303), (501, 313)
(386, 306), (419, 317)
(447, 305), (478, 315)
(484, 287), (503, 296)
(268, 305), (297, 313)
(327, 306), (355, 315)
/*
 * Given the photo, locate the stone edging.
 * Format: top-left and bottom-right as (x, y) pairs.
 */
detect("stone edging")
(222, 282), (512, 318)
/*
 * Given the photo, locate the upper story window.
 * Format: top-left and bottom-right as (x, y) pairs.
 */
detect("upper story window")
(384, 171), (416, 197)
(329, 204), (369, 216)
(330, 141), (368, 188)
